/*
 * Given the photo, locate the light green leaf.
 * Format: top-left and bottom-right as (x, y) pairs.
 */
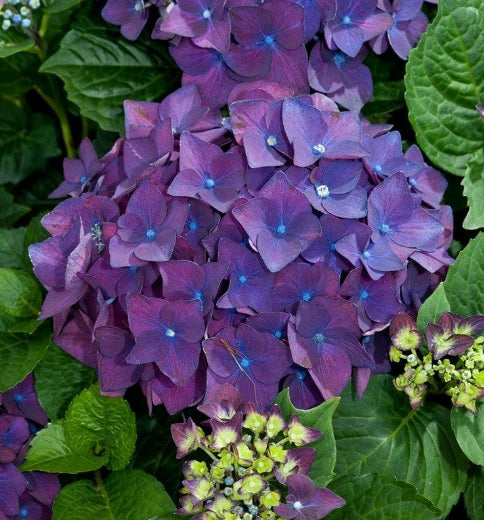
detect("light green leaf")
(43, 0), (82, 13)
(462, 149), (484, 229)
(441, 232), (484, 316)
(327, 474), (440, 520)
(405, 0), (484, 176)
(276, 389), (339, 487)
(333, 375), (468, 516)
(450, 399), (484, 466)
(20, 422), (107, 473)
(464, 466), (484, 520)
(416, 283), (450, 332)
(40, 17), (177, 133)
(0, 187), (29, 226)
(0, 324), (51, 391)
(0, 27), (35, 58)
(52, 470), (177, 520)
(0, 100), (61, 185)
(0, 267), (41, 317)
(64, 384), (136, 471)
(35, 343), (96, 420)
(0, 228), (26, 269)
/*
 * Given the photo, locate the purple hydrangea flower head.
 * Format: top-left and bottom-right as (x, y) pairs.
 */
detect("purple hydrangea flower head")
(2, 375), (48, 425)
(203, 323), (291, 410)
(232, 171), (321, 272)
(126, 294), (205, 386)
(309, 43), (372, 112)
(288, 298), (374, 398)
(324, 0), (393, 57)
(102, 0), (149, 40)
(283, 366), (324, 410)
(0, 416), (30, 464)
(274, 474), (345, 519)
(246, 312), (291, 340)
(282, 98), (367, 167)
(0, 463), (27, 517)
(293, 0), (337, 42)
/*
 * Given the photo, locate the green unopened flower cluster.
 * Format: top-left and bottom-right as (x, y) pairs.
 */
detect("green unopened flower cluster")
(1, 0), (40, 31)
(171, 403), (329, 520)
(389, 312), (484, 412)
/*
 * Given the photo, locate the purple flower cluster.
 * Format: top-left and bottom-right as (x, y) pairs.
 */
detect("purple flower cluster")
(0, 376), (60, 520)
(29, 83), (452, 414)
(101, 0), (436, 112)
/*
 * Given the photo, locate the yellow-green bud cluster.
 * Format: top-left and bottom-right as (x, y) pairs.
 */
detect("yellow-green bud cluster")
(390, 314), (484, 413)
(1, 0), (40, 31)
(175, 405), (321, 519)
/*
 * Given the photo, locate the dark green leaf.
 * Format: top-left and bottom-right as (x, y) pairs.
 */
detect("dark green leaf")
(462, 149), (484, 229)
(450, 399), (484, 466)
(362, 81), (405, 121)
(0, 227), (26, 269)
(464, 466), (484, 520)
(40, 17), (178, 133)
(416, 283), (451, 332)
(35, 342), (96, 420)
(0, 26), (35, 58)
(23, 213), (50, 270)
(0, 267), (41, 317)
(64, 384), (137, 471)
(276, 389), (339, 487)
(405, 0), (484, 176)
(333, 375), (468, 516)
(0, 100), (61, 185)
(43, 0), (82, 13)
(0, 324), (51, 391)
(0, 187), (29, 226)
(0, 52), (39, 96)
(52, 470), (177, 520)
(20, 422), (107, 473)
(327, 474), (440, 519)
(442, 232), (484, 316)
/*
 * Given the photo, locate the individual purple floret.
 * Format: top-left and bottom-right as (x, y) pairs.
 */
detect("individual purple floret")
(101, 0), (149, 40)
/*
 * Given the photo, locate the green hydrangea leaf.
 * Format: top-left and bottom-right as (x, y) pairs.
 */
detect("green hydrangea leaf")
(64, 384), (136, 471)
(40, 16), (178, 133)
(0, 27), (35, 58)
(327, 474), (440, 519)
(0, 52), (38, 96)
(20, 422), (107, 473)
(0, 187), (29, 226)
(52, 470), (177, 520)
(0, 323), (51, 391)
(333, 375), (468, 516)
(464, 466), (484, 520)
(35, 343), (96, 420)
(405, 0), (484, 176)
(276, 389), (340, 487)
(0, 101), (60, 185)
(441, 232), (484, 316)
(450, 399), (484, 466)
(0, 267), (41, 317)
(462, 149), (484, 230)
(43, 0), (82, 13)
(362, 81), (405, 122)
(416, 283), (451, 332)
(0, 228), (26, 269)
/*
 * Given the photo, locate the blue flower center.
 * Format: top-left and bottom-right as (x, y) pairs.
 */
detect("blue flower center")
(312, 143), (326, 156)
(379, 223), (391, 234)
(266, 134), (278, 147)
(204, 178), (215, 189)
(363, 251), (371, 259)
(240, 358), (250, 368)
(225, 476), (234, 486)
(314, 332), (325, 344)
(295, 368), (307, 380)
(202, 8), (211, 19)
(410, 178), (417, 186)
(14, 393), (23, 402)
(129, 266), (138, 273)
(146, 228), (156, 239)
(360, 290), (369, 300)
(374, 164), (382, 173)
(293, 500), (304, 510)
(334, 52), (346, 66)
(165, 328), (176, 338)
(276, 224), (286, 235)
(330, 242), (336, 251)
(238, 275), (247, 284)
(342, 15), (351, 24)
(194, 291), (203, 302)
(274, 329), (282, 339)
(264, 34), (275, 46)
(134, 0), (144, 12)
(80, 175), (87, 183)
(189, 221), (198, 231)
(316, 184), (330, 198)
(19, 508), (28, 518)
(248, 505), (259, 515)
(302, 291), (312, 302)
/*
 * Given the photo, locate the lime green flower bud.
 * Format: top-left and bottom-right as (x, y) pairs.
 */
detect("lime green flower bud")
(260, 490), (281, 508)
(253, 456), (274, 474)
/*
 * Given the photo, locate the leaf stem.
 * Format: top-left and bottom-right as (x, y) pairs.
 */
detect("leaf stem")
(94, 470), (115, 520)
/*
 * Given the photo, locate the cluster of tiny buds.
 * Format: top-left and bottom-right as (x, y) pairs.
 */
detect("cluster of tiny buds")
(389, 312), (484, 413)
(170, 403), (338, 519)
(1, 0), (40, 31)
